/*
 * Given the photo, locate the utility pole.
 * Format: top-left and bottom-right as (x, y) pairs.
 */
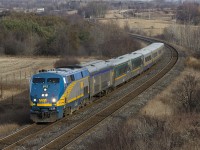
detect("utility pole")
(148, 8), (150, 20)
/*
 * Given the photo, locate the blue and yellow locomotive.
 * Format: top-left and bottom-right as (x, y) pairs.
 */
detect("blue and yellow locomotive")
(29, 43), (164, 122)
(30, 67), (90, 122)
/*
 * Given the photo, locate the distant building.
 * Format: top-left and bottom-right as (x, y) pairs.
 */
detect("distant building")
(36, 8), (45, 13)
(13, 7), (25, 12)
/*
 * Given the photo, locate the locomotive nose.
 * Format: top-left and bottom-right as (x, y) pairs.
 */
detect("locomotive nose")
(30, 74), (62, 104)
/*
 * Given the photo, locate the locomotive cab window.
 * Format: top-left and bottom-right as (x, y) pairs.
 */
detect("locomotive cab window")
(33, 78), (45, 83)
(47, 78), (60, 83)
(67, 75), (75, 83)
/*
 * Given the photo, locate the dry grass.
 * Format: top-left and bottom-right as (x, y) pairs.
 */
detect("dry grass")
(89, 64), (200, 149)
(89, 114), (200, 150)
(0, 56), (58, 100)
(100, 10), (174, 36)
(141, 99), (173, 118)
(100, 18), (171, 36)
(141, 68), (200, 117)
(0, 56), (97, 78)
(0, 124), (20, 138)
(0, 56), (59, 77)
(0, 103), (30, 137)
(186, 57), (200, 70)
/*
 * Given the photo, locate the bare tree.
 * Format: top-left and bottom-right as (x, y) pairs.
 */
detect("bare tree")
(176, 74), (199, 113)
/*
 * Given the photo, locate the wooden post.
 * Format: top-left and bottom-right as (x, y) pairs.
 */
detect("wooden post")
(6, 75), (7, 86)
(0, 84), (2, 98)
(20, 71), (22, 91)
(1, 77), (2, 98)
(12, 95), (14, 105)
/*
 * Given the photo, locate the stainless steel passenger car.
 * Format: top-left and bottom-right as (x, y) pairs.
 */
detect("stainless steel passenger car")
(122, 53), (144, 78)
(135, 43), (164, 71)
(81, 60), (113, 97)
(107, 57), (131, 87)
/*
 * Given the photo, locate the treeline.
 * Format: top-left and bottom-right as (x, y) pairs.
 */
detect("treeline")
(162, 24), (200, 58)
(0, 13), (141, 58)
(176, 2), (200, 25)
(78, 2), (107, 18)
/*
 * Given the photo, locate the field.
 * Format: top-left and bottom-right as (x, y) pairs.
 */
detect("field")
(0, 56), (59, 100)
(100, 9), (174, 36)
(0, 56), (58, 77)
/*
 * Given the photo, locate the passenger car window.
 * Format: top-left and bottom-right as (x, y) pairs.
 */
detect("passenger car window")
(132, 57), (142, 69)
(153, 52), (158, 58)
(145, 56), (152, 62)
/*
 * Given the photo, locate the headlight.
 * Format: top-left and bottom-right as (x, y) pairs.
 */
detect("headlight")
(45, 93), (48, 97)
(52, 98), (56, 103)
(42, 94), (44, 97)
(44, 88), (47, 91)
(33, 98), (37, 102)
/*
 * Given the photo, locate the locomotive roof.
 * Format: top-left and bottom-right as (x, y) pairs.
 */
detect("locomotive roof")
(82, 60), (113, 74)
(36, 67), (88, 77)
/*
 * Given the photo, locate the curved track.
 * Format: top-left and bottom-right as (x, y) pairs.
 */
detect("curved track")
(39, 36), (178, 150)
(0, 35), (178, 150)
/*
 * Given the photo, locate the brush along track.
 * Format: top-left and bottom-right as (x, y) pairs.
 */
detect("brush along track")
(0, 123), (42, 149)
(39, 40), (178, 149)
(0, 122), (61, 150)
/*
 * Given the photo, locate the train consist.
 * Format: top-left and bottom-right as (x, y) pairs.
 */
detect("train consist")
(29, 43), (164, 122)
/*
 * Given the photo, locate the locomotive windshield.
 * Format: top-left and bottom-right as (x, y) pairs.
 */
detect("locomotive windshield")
(33, 78), (45, 83)
(47, 78), (60, 83)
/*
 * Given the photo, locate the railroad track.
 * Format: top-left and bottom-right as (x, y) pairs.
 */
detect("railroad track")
(39, 36), (178, 150)
(0, 123), (56, 150)
(0, 35), (178, 150)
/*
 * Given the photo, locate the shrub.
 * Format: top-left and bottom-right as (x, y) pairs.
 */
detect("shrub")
(54, 57), (80, 68)
(174, 74), (200, 113)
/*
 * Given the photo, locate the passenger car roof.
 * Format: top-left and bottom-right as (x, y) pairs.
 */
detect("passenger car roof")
(81, 60), (113, 73)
